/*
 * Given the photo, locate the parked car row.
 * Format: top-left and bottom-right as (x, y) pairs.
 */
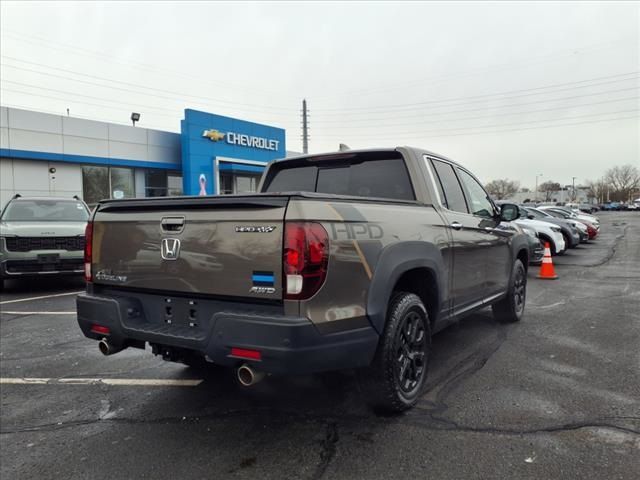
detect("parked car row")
(497, 202), (600, 265)
(599, 201), (640, 211)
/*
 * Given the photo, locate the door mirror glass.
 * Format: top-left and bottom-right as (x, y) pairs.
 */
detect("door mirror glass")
(500, 203), (520, 222)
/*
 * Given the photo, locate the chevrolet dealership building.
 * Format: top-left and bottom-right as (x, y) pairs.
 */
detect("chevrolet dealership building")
(0, 107), (288, 207)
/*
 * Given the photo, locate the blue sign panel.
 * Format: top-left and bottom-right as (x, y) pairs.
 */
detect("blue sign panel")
(180, 109), (286, 195)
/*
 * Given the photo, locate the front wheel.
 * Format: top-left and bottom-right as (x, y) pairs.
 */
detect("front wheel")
(492, 259), (527, 323)
(358, 292), (431, 413)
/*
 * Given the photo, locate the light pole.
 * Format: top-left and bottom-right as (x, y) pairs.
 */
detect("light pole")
(535, 174), (543, 203)
(572, 176), (577, 203)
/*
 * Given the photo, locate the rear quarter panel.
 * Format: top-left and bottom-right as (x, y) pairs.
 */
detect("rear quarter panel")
(286, 198), (451, 333)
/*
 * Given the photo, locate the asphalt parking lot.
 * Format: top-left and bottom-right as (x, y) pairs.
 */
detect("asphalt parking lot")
(1, 211), (638, 480)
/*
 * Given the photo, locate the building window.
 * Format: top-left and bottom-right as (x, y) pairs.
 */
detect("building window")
(168, 173), (183, 196)
(219, 172), (260, 195)
(110, 167), (135, 199)
(82, 166), (110, 205)
(144, 171), (182, 197)
(82, 166), (135, 205)
(145, 170), (168, 197)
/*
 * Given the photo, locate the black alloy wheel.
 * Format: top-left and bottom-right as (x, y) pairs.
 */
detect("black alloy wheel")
(359, 292), (431, 413)
(492, 259), (527, 323)
(513, 263), (526, 316)
(394, 310), (427, 395)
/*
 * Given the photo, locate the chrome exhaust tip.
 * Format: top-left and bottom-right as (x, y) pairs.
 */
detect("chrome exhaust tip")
(98, 338), (125, 356)
(236, 363), (265, 387)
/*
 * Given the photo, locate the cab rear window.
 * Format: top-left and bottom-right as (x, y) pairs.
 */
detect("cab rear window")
(263, 156), (415, 201)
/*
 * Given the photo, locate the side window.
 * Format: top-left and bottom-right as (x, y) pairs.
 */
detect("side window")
(431, 159), (468, 213)
(456, 169), (495, 218)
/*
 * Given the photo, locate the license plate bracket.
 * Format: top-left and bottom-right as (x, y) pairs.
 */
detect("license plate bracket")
(37, 253), (60, 263)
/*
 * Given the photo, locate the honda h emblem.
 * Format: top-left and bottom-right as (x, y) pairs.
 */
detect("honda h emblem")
(161, 238), (181, 260)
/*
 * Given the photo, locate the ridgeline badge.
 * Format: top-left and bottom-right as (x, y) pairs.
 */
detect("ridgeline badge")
(235, 226), (277, 233)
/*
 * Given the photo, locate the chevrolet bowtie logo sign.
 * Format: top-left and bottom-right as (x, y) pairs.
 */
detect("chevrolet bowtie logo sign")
(202, 129), (225, 142)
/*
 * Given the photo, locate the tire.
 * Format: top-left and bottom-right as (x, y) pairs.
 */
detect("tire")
(562, 232), (574, 250)
(492, 259), (527, 323)
(358, 292), (431, 413)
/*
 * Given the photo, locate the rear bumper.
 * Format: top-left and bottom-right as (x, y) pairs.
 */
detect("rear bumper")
(76, 292), (379, 375)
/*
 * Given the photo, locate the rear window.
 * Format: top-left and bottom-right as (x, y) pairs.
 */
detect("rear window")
(1, 200), (89, 222)
(263, 166), (317, 193)
(264, 157), (415, 201)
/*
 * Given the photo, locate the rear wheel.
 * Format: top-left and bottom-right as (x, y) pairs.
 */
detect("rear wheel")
(492, 259), (527, 323)
(359, 292), (431, 413)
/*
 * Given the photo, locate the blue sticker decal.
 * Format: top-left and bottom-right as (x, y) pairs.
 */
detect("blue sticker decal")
(252, 271), (275, 286)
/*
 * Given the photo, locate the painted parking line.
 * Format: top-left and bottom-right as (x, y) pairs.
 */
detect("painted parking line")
(0, 377), (203, 386)
(0, 291), (84, 305)
(1, 311), (76, 315)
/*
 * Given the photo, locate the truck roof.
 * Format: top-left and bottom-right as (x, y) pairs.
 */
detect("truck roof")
(274, 146), (462, 168)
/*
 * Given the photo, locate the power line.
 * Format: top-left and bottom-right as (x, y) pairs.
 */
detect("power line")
(310, 36), (638, 100)
(1, 79), (183, 113)
(0, 85), (181, 119)
(312, 73), (639, 115)
(0, 56), (299, 113)
(315, 115), (639, 142)
(313, 109), (639, 139)
(310, 87), (639, 125)
(1, 30), (296, 100)
(0, 63), (296, 123)
(5, 80), (636, 139)
(310, 95), (638, 130)
(3, 55), (636, 119)
(0, 102), (171, 131)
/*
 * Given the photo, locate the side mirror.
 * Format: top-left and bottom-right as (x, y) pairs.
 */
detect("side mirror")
(499, 203), (520, 222)
(527, 214), (535, 220)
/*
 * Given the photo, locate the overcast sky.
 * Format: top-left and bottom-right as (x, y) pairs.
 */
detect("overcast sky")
(1, 1), (638, 188)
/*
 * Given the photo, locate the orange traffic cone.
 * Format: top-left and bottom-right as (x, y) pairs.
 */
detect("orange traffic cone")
(537, 242), (558, 279)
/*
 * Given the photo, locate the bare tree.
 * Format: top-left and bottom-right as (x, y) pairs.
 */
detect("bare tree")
(604, 165), (640, 202)
(485, 179), (520, 200)
(585, 178), (609, 204)
(538, 181), (561, 202)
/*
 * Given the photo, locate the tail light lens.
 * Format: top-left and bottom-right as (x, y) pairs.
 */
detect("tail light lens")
(84, 221), (93, 282)
(284, 222), (329, 300)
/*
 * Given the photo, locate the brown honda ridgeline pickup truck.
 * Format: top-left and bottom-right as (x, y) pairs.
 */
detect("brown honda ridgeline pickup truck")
(77, 147), (527, 412)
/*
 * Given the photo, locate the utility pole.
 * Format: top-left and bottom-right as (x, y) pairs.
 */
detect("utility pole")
(535, 173), (543, 204)
(302, 99), (309, 154)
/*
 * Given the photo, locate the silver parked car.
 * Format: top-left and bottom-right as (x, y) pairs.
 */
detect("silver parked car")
(0, 195), (90, 290)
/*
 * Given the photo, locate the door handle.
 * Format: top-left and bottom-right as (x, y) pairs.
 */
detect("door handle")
(161, 216), (186, 233)
(450, 221), (462, 230)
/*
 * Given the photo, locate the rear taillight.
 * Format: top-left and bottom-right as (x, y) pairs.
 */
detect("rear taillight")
(283, 222), (329, 300)
(84, 222), (93, 282)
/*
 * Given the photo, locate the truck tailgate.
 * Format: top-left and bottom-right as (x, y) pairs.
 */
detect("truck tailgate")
(91, 196), (288, 299)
